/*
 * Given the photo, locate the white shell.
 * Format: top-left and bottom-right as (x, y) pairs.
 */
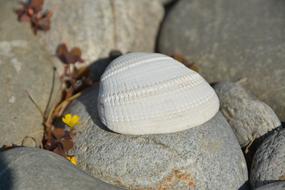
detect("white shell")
(98, 53), (220, 135)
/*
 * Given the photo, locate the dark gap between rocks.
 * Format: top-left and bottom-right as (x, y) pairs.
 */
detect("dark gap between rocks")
(0, 151), (13, 190)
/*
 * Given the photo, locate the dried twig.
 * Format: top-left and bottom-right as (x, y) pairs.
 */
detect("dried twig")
(53, 92), (81, 117)
(25, 90), (44, 117)
(43, 66), (57, 120)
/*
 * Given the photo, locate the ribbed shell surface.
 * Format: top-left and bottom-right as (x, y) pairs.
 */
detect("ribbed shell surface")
(98, 53), (220, 135)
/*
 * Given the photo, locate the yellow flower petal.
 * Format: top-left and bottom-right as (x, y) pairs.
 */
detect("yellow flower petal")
(62, 114), (80, 128)
(65, 114), (72, 120)
(67, 156), (77, 165)
(62, 114), (72, 125)
(71, 115), (80, 126)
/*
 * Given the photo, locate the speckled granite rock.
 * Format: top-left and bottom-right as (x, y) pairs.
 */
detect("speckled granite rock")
(0, 0), (60, 147)
(0, 147), (122, 190)
(255, 182), (285, 190)
(159, 0), (285, 120)
(40, 0), (164, 65)
(251, 127), (285, 188)
(214, 82), (280, 147)
(63, 84), (248, 190)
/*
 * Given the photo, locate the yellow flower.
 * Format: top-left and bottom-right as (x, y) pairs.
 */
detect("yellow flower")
(62, 114), (80, 128)
(67, 156), (77, 165)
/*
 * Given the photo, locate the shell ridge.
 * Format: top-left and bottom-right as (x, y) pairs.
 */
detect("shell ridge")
(102, 73), (203, 103)
(110, 99), (219, 134)
(101, 57), (172, 81)
(108, 91), (217, 122)
(103, 53), (168, 74)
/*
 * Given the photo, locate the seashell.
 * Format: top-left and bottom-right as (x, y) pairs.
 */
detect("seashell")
(98, 53), (220, 135)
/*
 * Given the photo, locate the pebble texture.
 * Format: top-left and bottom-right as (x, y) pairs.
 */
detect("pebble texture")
(250, 127), (285, 188)
(64, 84), (248, 190)
(214, 82), (280, 147)
(0, 147), (122, 190)
(159, 0), (285, 120)
(255, 182), (285, 190)
(0, 0), (60, 147)
(40, 0), (164, 65)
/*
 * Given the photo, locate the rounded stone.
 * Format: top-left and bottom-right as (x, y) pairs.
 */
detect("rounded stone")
(159, 0), (285, 121)
(64, 84), (248, 189)
(213, 82), (280, 147)
(250, 127), (285, 188)
(40, 0), (164, 65)
(0, 147), (122, 190)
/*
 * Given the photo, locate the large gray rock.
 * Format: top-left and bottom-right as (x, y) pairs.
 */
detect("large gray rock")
(40, 0), (164, 65)
(251, 127), (285, 188)
(64, 84), (248, 190)
(214, 82), (280, 147)
(0, 147), (122, 190)
(0, 1), (60, 147)
(159, 0), (285, 120)
(255, 182), (285, 190)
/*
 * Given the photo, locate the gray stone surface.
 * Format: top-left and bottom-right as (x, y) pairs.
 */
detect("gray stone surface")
(64, 84), (248, 190)
(250, 127), (285, 188)
(40, 0), (164, 66)
(0, 0), (60, 147)
(157, 0), (175, 5)
(0, 147), (122, 190)
(159, 0), (285, 120)
(214, 82), (280, 147)
(255, 182), (285, 190)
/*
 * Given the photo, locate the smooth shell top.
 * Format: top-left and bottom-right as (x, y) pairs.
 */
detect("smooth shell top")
(98, 53), (219, 135)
